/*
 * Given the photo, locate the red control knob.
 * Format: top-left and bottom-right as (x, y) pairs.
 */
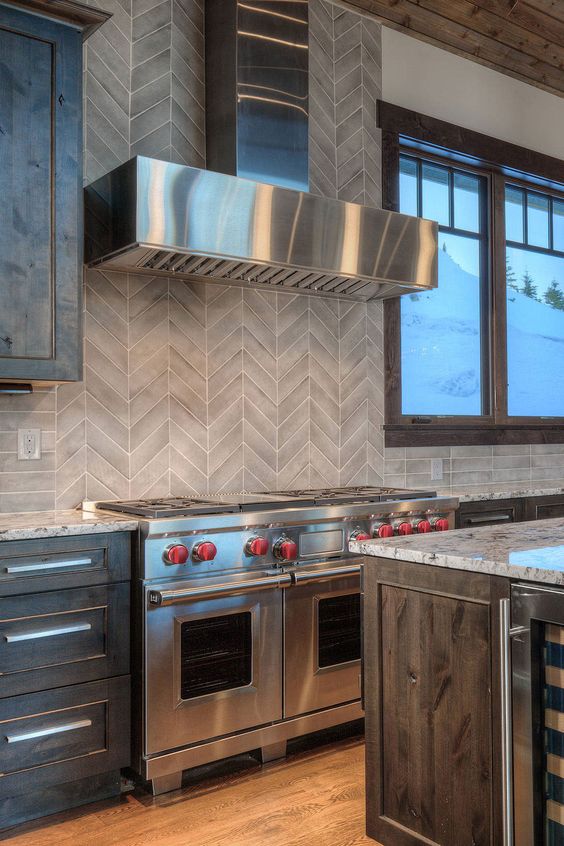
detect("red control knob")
(273, 538), (298, 561)
(414, 519), (432, 534)
(433, 518), (450, 532)
(398, 522), (414, 536)
(246, 536), (269, 557)
(164, 543), (189, 565)
(375, 523), (395, 539)
(192, 541), (217, 562)
(350, 529), (371, 542)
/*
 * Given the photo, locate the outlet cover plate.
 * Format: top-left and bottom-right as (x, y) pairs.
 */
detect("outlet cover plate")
(18, 429), (41, 460)
(431, 458), (443, 481)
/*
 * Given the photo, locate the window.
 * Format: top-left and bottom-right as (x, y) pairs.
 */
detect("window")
(399, 156), (488, 417)
(380, 102), (564, 444)
(505, 186), (564, 417)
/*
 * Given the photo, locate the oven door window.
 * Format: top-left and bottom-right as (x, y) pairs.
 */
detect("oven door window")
(317, 593), (361, 669)
(180, 612), (252, 700)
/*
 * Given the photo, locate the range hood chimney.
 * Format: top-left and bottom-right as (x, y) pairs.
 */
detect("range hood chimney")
(205, 0), (309, 192)
(84, 2), (438, 302)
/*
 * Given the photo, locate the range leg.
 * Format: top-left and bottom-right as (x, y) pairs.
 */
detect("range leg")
(151, 772), (183, 795)
(260, 741), (287, 763)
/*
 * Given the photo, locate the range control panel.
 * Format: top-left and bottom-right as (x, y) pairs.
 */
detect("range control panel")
(142, 503), (457, 580)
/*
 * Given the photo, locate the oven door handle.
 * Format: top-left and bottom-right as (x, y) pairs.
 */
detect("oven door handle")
(292, 564), (361, 585)
(148, 572), (293, 606)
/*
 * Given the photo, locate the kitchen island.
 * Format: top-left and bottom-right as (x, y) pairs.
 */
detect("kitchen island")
(351, 519), (564, 846)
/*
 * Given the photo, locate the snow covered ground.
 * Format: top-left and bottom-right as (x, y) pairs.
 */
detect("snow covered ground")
(401, 248), (564, 416)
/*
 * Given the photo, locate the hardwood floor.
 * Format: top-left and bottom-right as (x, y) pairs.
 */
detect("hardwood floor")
(2, 737), (379, 846)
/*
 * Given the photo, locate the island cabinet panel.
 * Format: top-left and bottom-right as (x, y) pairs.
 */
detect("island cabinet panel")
(364, 559), (510, 846)
(456, 498), (525, 529)
(0, 2), (82, 382)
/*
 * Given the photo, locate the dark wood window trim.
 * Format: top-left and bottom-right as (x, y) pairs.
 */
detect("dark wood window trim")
(379, 101), (564, 448)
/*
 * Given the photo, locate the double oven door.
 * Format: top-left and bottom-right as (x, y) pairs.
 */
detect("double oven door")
(284, 562), (362, 717)
(144, 562), (362, 758)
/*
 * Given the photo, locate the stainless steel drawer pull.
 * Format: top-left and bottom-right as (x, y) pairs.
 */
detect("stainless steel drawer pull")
(466, 514), (512, 524)
(5, 623), (92, 643)
(5, 558), (93, 575)
(5, 718), (92, 744)
(149, 573), (293, 606)
(293, 564), (361, 584)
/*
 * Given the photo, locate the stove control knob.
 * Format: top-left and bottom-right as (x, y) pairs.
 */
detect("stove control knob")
(192, 541), (217, 562)
(374, 522), (395, 539)
(397, 522), (414, 536)
(413, 519), (432, 534)
(163, 543), (189, 565)
(273, 537), (298, 561)
(431, 517), (450, 532)
(350, 529), (371, 542)
(245, 536), (270, 557)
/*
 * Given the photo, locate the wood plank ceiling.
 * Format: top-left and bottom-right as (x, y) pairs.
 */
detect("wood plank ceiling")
(341, 0), (564, 98)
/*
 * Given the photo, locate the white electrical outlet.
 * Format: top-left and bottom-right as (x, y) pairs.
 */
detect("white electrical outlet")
(431, 458), (443, 481)
(17, 429), (41, 461)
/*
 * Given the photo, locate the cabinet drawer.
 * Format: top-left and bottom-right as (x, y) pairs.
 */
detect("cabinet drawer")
(0, 676), (130, 799)
(0, 532), (131, 595)
(524, 495), (564, 521)
(0, 583), (129, 697)
(456, 498), (525, 528)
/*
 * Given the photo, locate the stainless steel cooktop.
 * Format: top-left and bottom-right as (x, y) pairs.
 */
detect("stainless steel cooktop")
(94, 486), (437, 518)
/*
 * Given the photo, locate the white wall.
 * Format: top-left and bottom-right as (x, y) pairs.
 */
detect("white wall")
(381, 26), (564, 161)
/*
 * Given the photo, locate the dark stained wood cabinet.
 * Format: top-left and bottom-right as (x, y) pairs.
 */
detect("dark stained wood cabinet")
(456, 497), (525, 529)
(0, 531), (131, 829)
(363, 558), (510, 846)
(524, 494), (564, 522)
(0, 0), (108, 384)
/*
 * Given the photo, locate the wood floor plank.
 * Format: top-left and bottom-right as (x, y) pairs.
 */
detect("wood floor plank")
(1, 738), (380, 846)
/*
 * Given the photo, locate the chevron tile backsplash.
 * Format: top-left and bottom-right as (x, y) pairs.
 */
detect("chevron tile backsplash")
(9, 0), (533, 512)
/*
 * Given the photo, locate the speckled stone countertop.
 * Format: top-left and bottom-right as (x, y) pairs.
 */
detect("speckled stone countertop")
(350, 517), (564, 584)
(441, 485), (564, 503)
(0, 510), (138, 542)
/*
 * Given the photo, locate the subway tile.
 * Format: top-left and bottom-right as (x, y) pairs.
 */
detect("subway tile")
(493, 454), (530, 470)
(451, 470), (494, 486)
(405, 459), (431, 474)
(450, 446), (493, 458)
(0, 471), (56, 493)
(383, 474), (407, 488)
(531, 444), (564, 455)
(531, 454), (564, 469)
(384, 447), (405, 460)
(492, 444), (530, 456)
(0, 492), (55, 513)
(405, 446), (450, 459)
(384, 459), (405, 476)
(451, 456), (492, 472)
(492, 468), (531, 483)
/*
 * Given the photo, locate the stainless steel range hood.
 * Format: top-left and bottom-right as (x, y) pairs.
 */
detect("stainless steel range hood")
(85, 156), (437, 302)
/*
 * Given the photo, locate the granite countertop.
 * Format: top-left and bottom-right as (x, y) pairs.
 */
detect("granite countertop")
(443, 485), (564, 503)
(0, 509), (138, 542)
(350, 517), (564, 584)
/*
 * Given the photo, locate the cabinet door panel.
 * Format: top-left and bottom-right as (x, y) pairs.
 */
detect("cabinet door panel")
(0, 4), (82, 382)
(0, 27), (53, 360)
(456, 498), (524, 528)
(381, 585), (491, 844)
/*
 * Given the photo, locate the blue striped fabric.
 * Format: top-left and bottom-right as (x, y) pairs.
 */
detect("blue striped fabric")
(545, 630), (564, 846)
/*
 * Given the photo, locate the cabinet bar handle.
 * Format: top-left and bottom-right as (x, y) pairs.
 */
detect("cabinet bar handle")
(5, 718), (92, 744)
(5, 623), (92, 643)
(293, 564), (361, 584)
(149, 572), (293, 606)
(467, 514), (512, 524)
(500, 598), (514, 846)
(5, 558), (92, 574)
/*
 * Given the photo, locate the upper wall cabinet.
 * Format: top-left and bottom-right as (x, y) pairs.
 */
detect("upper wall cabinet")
(0, 0), (109, 384)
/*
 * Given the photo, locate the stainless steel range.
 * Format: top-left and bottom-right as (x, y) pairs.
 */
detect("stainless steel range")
(88, 487), (458, 795)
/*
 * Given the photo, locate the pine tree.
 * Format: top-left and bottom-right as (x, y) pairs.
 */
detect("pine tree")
(544, 280), (564, 311)
(506, 258), (519, 292)
(521, 270), (539, 301)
